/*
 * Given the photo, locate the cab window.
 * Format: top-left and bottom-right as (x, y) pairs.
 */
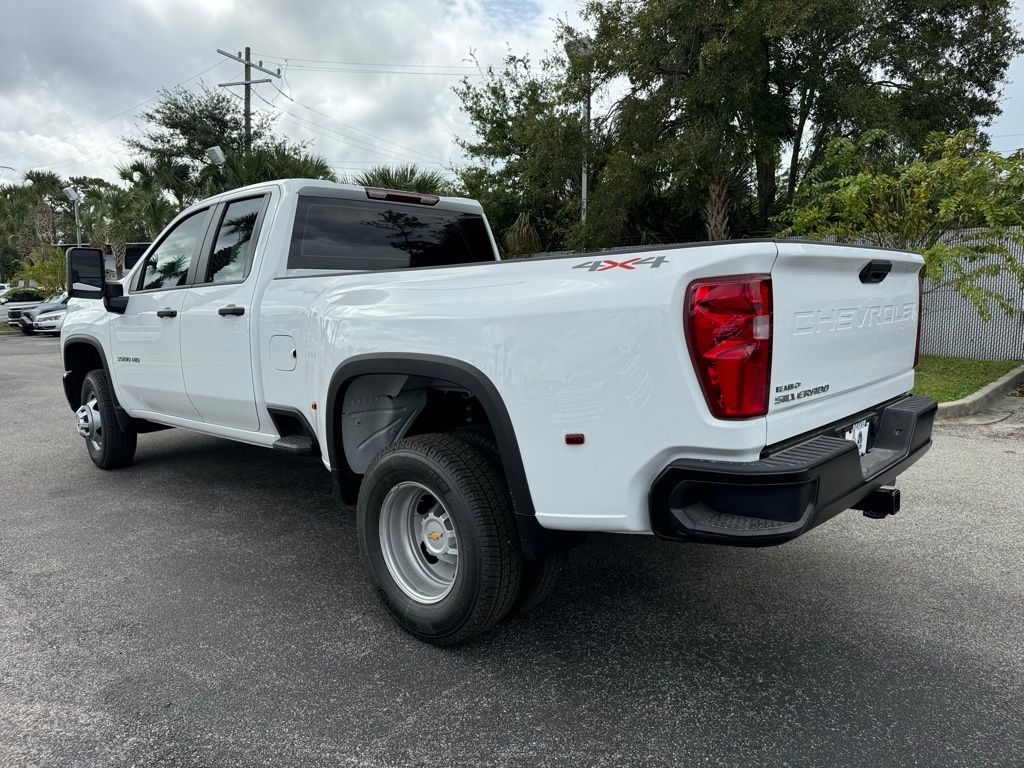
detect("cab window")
(136, 209), (209, 291)
(204, 196), (265, 283)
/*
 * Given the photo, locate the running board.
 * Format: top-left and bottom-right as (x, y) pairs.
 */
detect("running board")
(272, 435), (320, 457)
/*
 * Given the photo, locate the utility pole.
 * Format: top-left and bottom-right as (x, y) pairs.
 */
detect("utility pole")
(217, 48), (280, 153)
(244, 46), (251, 151)
(564, 36), (594, 223)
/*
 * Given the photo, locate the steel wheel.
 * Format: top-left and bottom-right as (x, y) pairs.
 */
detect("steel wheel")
(77, 391), (103, 453)
(378, 481), (460, 604)
(78, 369), (137, 470)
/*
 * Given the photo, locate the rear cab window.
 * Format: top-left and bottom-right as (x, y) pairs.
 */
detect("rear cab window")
(287, 195), (496, 272)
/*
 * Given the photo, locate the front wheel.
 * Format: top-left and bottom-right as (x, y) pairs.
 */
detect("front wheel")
(78, 369), (137, 470)
(20, 325), (34, 335)
(357, 433), (524, 645)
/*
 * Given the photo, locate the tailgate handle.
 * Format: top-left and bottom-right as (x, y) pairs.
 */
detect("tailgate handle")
(859, 260), (892, 284)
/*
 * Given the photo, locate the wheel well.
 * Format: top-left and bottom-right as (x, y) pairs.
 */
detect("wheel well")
(326, 354), (536, 519)
(62, 340), (106, 410)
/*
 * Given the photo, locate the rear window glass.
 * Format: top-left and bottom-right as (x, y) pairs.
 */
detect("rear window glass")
(288, 196), (493, 271)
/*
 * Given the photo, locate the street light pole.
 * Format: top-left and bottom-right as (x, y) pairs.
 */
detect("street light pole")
(63, 186), (82, 246)
(564, 36), (594, 224)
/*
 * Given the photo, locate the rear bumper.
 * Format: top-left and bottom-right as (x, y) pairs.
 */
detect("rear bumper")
(649, 394), (937, 546)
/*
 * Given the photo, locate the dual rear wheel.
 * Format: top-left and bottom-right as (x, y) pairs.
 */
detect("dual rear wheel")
(357, 432), (568, 645)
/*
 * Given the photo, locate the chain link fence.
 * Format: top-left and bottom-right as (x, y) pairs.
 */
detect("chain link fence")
(920, 228), (1024, 361)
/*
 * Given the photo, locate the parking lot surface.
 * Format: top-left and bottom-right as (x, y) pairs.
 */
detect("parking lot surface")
(1, 333), (1022, 767)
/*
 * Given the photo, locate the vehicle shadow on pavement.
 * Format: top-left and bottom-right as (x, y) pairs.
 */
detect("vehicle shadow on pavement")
(92, 428), (1021, 766)
(4, 370), (1019, 768)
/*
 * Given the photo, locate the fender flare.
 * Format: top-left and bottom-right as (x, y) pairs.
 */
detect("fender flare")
(62, 335), (132, 432)
(325, 353), (537, 519)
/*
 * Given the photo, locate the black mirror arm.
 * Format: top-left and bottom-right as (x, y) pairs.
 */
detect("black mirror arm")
(103, 282), (128, 314)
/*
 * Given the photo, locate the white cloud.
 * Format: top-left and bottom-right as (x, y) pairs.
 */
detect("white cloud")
(0, 0), (583, 183)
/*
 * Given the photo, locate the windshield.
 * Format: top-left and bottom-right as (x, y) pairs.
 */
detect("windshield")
(46, 292), (68, 303)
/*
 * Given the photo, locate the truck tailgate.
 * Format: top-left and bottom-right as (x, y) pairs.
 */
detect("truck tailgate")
(767, 242), (922, 444)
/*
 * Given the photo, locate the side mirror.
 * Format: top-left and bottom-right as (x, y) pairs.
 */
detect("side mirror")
(66, 247), (105, 300)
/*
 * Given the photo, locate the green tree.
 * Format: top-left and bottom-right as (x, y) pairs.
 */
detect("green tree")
(197, 141), (336, 197)
(454, 0), (1023, 250)
(455, 54), (588, 251)
(14, 243), (67, 294)
(780, 130), (1024, 317)
(126, 86), (273, 204)
(0, 237), (21, 281)
(352, 164), (455, 195)
(82, 186), (146, 279)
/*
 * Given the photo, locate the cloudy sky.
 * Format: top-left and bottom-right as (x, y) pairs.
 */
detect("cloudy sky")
(0, 0), (1022, 186)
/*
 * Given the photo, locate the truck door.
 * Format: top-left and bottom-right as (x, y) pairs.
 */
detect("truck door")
(179, 194), (268, 431)
(110, 207), (211, 420)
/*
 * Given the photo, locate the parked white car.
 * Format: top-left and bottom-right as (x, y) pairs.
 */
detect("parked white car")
(31, 307), (66, 335)
(59, 179), (936, 644)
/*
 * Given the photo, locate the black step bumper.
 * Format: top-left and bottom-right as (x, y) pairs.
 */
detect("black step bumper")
(649, 394), (937, 547)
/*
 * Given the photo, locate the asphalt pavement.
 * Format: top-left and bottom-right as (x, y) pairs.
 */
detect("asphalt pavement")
(1, 333), (1022, 767)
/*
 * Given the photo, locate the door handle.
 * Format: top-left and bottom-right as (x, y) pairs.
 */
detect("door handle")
(156, 308), (177, 318)
(218, 305), (245, 316)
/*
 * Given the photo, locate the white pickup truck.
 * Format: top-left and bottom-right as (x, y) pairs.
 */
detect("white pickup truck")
(61, 179), (936, 644)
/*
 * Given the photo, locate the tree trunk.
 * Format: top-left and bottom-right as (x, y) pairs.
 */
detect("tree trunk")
(704, 178), (730, 241)
(755, 156), (776, 233)
(753, 37), (777, 233)
(787, 87), (813, 203)
(114, 240), (126, 280)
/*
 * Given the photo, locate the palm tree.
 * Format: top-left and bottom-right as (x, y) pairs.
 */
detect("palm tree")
(117, 161), (179, 239)
(197, 142), (336, 197)
(83, 187), (143, 278)
(353, 164), (455, 195)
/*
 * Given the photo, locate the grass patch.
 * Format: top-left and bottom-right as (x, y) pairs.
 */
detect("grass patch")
(913, 355), (1024, 402)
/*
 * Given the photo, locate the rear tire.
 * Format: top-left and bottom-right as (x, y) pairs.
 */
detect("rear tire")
(513, 549), (568, 614)
(448, 424), (569, 615)
(357, 433), (524, 645)
(79, 369), (137, 470)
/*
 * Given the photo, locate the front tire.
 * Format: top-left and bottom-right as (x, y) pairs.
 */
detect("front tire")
(357, 433), (524, 645)
(20, 325), (34, 335)
(79, 369), (137, 470)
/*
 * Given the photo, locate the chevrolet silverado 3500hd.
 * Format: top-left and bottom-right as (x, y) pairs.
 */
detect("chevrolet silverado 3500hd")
(61, 179), (936, 644)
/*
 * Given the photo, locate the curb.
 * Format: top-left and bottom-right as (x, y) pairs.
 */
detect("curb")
(935, 364), (1024, 419)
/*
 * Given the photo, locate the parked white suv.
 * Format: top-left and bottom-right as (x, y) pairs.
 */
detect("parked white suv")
(60, 180), (936, 643)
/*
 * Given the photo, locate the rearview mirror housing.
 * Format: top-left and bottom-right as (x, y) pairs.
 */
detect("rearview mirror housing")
(66, 247), (105, 299)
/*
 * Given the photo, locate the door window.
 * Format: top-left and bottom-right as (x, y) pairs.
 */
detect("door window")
(136, 209), (209, 291)
(204, 196), (265, 283)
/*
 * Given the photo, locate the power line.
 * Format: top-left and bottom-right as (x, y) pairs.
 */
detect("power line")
(0, 60), (228, 164)
(249, 95), (427, 164)
(278, 66), (481, 77)
(267, 82), (448, 164)
(254, 53), (477, 70)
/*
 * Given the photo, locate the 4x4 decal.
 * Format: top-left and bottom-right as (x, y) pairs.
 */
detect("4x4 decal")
(573, 256), (669, 272)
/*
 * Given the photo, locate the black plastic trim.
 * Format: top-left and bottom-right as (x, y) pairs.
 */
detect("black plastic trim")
(325, 353), (536, 519)
(859, 260), (893, 284)
(650, 394), (937, 547)
(61, 336), (133, 433)
(267, 405), (317, 441)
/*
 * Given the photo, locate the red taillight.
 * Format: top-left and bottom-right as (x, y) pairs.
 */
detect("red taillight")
(914, 274), (923, 368)
(685, 275), (772, 419)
